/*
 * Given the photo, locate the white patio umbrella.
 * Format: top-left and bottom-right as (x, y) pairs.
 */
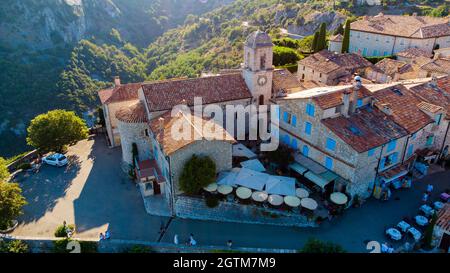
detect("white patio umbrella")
(216, 171), (238, 186)
(240, 159), (266, 172)
(203, 183), (218, 192)
(284, 196), (301, 207)
(251, 191), (268, 202)
(330, 192), (348, 205)
(301, 198), (318, 210)
(268, 194), (284, 206)
(218, 185), (233, 195)
(236, 187), (252, 199)
(295, 188), (309, 199)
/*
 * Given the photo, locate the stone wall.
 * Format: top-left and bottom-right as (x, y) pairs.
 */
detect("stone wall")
(117, 120), (151, 165)
(174, 196), (315, 228)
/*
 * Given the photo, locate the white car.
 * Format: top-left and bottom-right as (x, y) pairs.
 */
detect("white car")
(42, 153), (68, 167)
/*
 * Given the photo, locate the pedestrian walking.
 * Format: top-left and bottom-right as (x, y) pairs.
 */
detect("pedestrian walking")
(105, 230), (111, 239)
(99, 233), (105, 240)
(227, 240), (233, 248)
(422, 192), (429, 203)
(426, 184), (433, 194)
(174, 234), (179, 245)
(189, 234), (197, 246)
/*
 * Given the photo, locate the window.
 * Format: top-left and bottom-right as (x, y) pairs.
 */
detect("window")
(407, 144), (414, 157)
(326, 137), (336, 151)
(363, 48), (367, 56)
(435, 114), (442, 125)
(304, 122), (312, 135)
(357, 99), (363, 108)
(411, 132), (417, 140)
(325, 157), (333, 170)
(283, 111), (290, 123)
(386, 139), (397, 153)
(380, 152), (398, 170)
(384, 51), (388, 56)
(144, 129), (149, 137)
(426, 135), (434, 147)
(368, 148), (375, 157)
(282, 134), (291, 145)
(291, 138), (298, 150)
(319, 73), (322, 78)
(373, 50), (378, 56)
(306, 103), (315, 117)
(260, 54), (266, 70)
(302, 145), (309, 157)
(291, 115), (297, 127)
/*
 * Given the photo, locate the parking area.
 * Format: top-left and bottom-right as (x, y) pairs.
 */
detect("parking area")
(12, 136), (168, 240)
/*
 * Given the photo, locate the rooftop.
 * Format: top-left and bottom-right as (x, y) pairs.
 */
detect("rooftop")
(322, 105), (407, 153)
(396, 47), (433, 59)
(351, 14), (450, 38)
(149, 111), (235, 156)
(98, 83), (141, 104)
(298, 50), (374, 74)
(436, 203), (450, 233)
(329, 34), (343, 42)
(272, 69), (324, 95)
(407, 76), (450, 119)
(245, 30), (273, 48)
(141, 73), (252, 112)
(371, 84), (433, 134)
(115, 101), (148, 123)
(420, 58), (450, 75)
(312, 85), (372, 109)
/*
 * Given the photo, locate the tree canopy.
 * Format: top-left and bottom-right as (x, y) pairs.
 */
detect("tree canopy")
(341, 19), (351, 53)
(0, 181), (27, 230)
(179, 155), (216, 194)
(26, 110), (89, 153)
(299, 238), (346, 253)
(273, 46), (302, 66)
(0, 157), (10, 182)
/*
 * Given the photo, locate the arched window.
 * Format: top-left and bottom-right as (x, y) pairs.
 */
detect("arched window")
(260, 54), (266, 70)
(258, 95), (264, 106)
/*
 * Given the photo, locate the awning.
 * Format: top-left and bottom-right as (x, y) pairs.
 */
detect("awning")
(234, 168), (269, 191)
(304, 171), (331, 189)
(265, 175), (296, 196)
(232, 143), (257, 159)
(289, 163), (308, 175)
(382, 169), (408, 183)
(240, 159), (266, 172)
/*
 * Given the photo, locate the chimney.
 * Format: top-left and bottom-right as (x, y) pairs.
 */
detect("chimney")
(342, 89), (351, 118)
(114, 76), (121, 87)
(380, 103), (392, 115)
(350, 75), (362, 114)
(429, 75), (438, 87)
(412, 12), (418, 17)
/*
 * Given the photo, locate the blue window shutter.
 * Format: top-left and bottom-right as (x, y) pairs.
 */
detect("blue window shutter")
(305, 104), (310, 115)
(325, 157), (333, 169)
(302, 145), (309, 157)
(291, 115), (297, 126)
(391, 152), (398, 164)
(310, 104), (315, 117)
(387, 140), (397, 152)
(357, 99), (363, 107)
(407, 144), (414, 157)
(380, 157), (386, 169)
(283, 112), (289, 123)
(305, 122), (312, 135)
(291, 138), (298, 150)
(368, 148), (375, 157)
(326, 138), (336, 151)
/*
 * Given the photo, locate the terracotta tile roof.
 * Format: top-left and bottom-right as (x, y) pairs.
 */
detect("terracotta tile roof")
(396, 47), (433, 59)
(371, 84), (434, 133)
(98, 83), (142, 104)
(420, 58), (450, 75)
(298, 50), (373, 74)
(408, 76), (450, 119)
(322, 106), (407, 153)
(417, 101), (443, 114)
(115, 101), (148, 123)
(436, 203), (450, 233)
(142, 73), (252, 112)
(136, 159), (166, 183)
(351, 14), (450, 38)
(149, 111), (235, 156)
(379, 156), (415, 179)
(272, 69), (324, 95)
(313, 85), (372, 109)
(375, 58), (413, 75)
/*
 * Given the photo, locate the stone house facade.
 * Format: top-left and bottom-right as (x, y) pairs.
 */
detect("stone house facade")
(349, 14), (450, 57)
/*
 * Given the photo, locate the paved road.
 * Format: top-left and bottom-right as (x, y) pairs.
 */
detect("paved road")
(11, 136), (450, 252)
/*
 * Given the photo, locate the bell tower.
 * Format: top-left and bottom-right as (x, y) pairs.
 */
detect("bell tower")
(242, 30), (274, 105)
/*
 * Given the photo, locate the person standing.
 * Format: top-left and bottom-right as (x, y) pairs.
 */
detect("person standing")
(174, 234), (179, 245)
(422, 192), (429, 203)
(189, 234), (197, 246)
(426, 184), (433, 194)
(227, 240), (233, 248)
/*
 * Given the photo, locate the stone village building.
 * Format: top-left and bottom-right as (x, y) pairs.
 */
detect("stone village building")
(99, 30), (450, 215)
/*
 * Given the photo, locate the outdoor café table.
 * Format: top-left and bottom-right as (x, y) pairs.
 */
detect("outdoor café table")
(397, 221), (411, 233)
(236, 187), (252, 199)
(284, 196), (301, 207)
(408, 227), (422, 241)
(300, 198), (318, 210)
(415, 215), (429, 226)
(434, 201), (444, 210)
(330, 192), (348, 205)
(386, 228), (402, 241)
(218, 185), (233, 195)
(252, 191), (268, 202)
(203, 183), (218, 192)
(420, 204), (434, 216)
(295, 188), (309, 199)
(268, 194), (284, 206)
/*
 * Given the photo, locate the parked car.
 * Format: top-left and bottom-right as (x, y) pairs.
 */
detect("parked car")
(42, 153), (68, 167)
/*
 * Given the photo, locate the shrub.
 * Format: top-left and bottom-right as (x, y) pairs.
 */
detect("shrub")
(365, 55), (395, 64)
(126, 245), (153, 253)
(299, 238), (346, 253)
(0, 240), (29, 253)
(79, 241), (98, 253)
(54, 224), (75, 237)
(179, 155), (216, 195)
(205, 195), (220, 208)
(273, 46), (302, 66)
(0, 157), (10, 182)
(53, 238), (72, 253)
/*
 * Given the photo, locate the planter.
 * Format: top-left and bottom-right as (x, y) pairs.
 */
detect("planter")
(0, 220), (19, 233)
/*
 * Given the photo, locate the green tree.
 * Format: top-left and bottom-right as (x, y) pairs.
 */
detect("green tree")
(422, 212), (438, 249)
(312, 31), (319, 53)
(0, 157), (10, 182)
(0, 182), (27, 230)
(299, 238), (346, 253)
(26, 110), (89, 153)
(273, 46), (302, 66)
(179, 155), (216, 194)
(317, 23), (327, 51)
(265, 144), (294, 172)
(341, 19), (351, 53)
(334, 23), (344, 35)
